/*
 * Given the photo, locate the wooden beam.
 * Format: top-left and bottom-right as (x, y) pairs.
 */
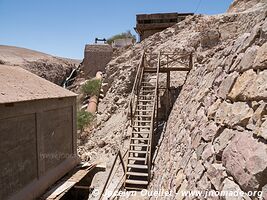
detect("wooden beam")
(144, 67), (190, 73)
(167, 71), (170, 89)
(166, 71), (170, 119)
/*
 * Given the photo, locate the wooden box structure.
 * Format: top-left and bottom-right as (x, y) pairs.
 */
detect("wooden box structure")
(0, 65), (79, 200)
(135, 12), (193, 41)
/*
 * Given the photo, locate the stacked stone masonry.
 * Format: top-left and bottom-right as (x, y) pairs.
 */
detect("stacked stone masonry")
(79, 0), (267, 199)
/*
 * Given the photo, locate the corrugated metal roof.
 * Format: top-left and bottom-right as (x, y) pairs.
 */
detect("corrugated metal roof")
(0, 64), (76, 104)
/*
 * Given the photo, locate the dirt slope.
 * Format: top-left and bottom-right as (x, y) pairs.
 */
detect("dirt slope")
(0, 45), (80, 85)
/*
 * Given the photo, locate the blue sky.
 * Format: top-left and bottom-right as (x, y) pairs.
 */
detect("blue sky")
(0, 0), (232, 59)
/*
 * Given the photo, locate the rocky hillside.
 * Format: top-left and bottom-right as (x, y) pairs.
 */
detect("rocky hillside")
(0, 45), (80, 85)
(149, 1), (267, 199)
(79, 0), (266, 198)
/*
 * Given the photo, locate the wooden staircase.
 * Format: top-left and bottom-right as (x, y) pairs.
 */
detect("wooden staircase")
(98, 51), (193, 199)
(124, 53), (160, 190)
(123, 51), (193, 190)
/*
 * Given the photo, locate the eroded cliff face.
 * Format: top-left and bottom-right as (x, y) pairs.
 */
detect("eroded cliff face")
(149, 2), (267, 199)
(0, 45), (79, 85)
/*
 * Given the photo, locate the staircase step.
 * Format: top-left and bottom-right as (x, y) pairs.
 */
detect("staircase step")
(128, 156), (146, 161)
(132, 131), (150, 134)
(135, 112), (152, 115)
(132, 133), (150, 136)
(129, 144), (148, 147)
(133, 125), (151, 128)
(132, 130), (150, 135)
(138, 99), (154, 101)
(137, 102), (154, 109)
(144, 69), (157, 72)
(144, 67), (157, 70)
(142, 77), (156, 82)
(136, 109), (153, 112)
(133, 123), (150, 126)
(126, 172), (148, 177)
(138, 95), (154, 97)
(137, 105), (153, 107)
(137, 108), (153, 109)
(131, 137), (149, 140)
(142, 86), (155, 88)
(135, 114), (152, 117)
(127, 164), (148, 169)
(129, 150), (147, 154)
(137, 105), (154, 108)
(140, 88), (155, 91)
(138, 99), (154, 102)
(134, 117), (151, 120)
(140, 90), (155, 93)
(142, 79), (155, 82)
(133, 121), (151, 124)
(139, 93), (154, 95)
(136, 105), (153, 107)
(125, 179), (148, 185)
(125, 186), (144, 191)
(134, 120), (151, 123)
(141, 82), (154, 85)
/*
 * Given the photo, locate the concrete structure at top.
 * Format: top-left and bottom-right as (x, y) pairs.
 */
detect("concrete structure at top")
(0, 65), (79, 200)
(83, 44), (113, 77)
(134, 12), (193, 41)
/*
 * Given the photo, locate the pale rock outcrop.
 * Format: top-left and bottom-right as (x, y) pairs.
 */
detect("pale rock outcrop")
(217, 71), (239, 99)
(206, 163), (227, 190)
(228, 69), (267, 101)
(222, 132), (267, 191)
(221, 178), (251, 200)
(253, 42), (267, 70)
(236, 45), (259, 72)
(213, 128), (236, 154)
(262, 184), (267, 199)
(256, 119), (267, 140)
(227, 0), (266, 13)
(215, 101), (254, 128)
(247, 101), (267, 131)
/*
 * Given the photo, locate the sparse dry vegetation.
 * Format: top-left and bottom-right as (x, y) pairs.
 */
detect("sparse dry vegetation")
(107, 30), (136, 45)
(77, 110), (95, 131)
(81, 79), (101, 96)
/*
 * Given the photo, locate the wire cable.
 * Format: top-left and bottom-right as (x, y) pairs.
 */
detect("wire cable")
(194, 0), (202, 13)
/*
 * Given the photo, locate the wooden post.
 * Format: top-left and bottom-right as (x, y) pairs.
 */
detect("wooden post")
(167, 54), (169, 69)
(189, 53), (193, 69)
(166, 71), (170, 119)
(99, 153), (119, 200)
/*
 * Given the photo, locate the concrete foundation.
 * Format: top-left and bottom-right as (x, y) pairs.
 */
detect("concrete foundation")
(83, 44), (113, 77)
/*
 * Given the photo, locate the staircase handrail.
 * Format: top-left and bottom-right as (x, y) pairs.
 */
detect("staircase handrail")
(128, 50), (146, 125)
(145, 52), (161, 173)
